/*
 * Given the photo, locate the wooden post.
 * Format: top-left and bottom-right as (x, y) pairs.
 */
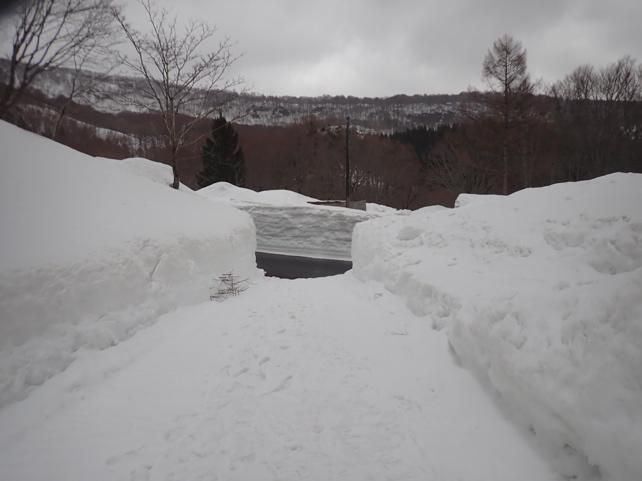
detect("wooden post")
(345, 116), (350, 207)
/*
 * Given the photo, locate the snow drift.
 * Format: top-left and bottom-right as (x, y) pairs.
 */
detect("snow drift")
(0, 121), (257, 408)
(198, 181), (317, 206)
(199, 182), (381, 259)
(352, 173), (642, 481)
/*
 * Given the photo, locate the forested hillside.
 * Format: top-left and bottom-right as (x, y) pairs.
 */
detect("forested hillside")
(2, 47), (641, 209)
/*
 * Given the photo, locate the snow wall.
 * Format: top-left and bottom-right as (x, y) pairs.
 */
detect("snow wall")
(237, 204), (374, 259)
(352, 173), (642, 481)
(199, 182), (378, 260)
(0, 121), (258, 408)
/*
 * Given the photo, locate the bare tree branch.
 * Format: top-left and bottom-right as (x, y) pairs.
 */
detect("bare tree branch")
(1, 0), (117, 118)
(113, 0), (241, 189)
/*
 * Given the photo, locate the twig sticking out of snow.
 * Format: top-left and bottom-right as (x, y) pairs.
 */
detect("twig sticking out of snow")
(210, 272), (248, 301)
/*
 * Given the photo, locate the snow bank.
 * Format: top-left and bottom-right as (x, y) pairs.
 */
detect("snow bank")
(199, 182), (381, 259)
(0, 121), (257, 408)
(200, 181), (318, 206)
(110, 156), (193, 190)
(366, 202), (406, 215)
(352, 173), (642, 481)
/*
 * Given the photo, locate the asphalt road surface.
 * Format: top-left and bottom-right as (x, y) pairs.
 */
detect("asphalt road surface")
(256, 252), (352, 279)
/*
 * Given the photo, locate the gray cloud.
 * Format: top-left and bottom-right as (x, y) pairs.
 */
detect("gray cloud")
(123, 0), (642, 96)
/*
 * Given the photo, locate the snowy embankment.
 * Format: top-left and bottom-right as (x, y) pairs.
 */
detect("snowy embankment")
(352, 173), (642, 481)
(0, 121), (257, 408)
(199, 182), (383, 260)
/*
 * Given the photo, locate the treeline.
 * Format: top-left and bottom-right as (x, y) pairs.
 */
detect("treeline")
(239, 37), (642, 208)
(393, 37), (642, 197)
(3, 91), (432, 207)
(3, 13), (641, 208)
(9, 66), (641, 210)
(237, 120), (429, 208)
(97, 34), (642, 209)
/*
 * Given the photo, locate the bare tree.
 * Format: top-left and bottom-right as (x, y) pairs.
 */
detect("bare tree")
(114, 0), (239, 189)
(50, 20), (118, 139)
(0, 0), (115, 118)
(600, 56), (640, 103)
(426, 125), (497, 194)
(550, 64), (598, 101)
(552, 58), (640, 103)
(482, 34), (534, 193)
(551, 56), (642, 178)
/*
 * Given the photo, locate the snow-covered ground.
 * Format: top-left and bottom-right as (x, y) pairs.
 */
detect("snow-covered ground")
(0, 275), (558, 481)
(352, 174), (642, 481)
(0, 121), (257, 408)
(199, 182), (397, 259)
(1, 120), (638, 481)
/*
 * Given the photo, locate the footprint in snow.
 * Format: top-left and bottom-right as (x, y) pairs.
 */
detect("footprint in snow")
(263, 375), (293, 395)
(105, 447), (142, 466)
(233, 367), (249, 378)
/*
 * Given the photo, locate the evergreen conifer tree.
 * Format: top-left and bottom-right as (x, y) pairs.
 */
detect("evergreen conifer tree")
(198, 114), (246, 188)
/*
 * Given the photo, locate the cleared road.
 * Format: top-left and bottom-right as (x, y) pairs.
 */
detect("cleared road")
(256, 251), (352, 279)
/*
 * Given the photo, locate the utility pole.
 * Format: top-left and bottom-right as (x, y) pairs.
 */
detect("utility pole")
(345, 116), (350, 207)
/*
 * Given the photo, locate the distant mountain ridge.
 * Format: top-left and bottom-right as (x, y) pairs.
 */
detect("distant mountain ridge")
(1, 59), (475, 133)
(223, 92), (468, 133)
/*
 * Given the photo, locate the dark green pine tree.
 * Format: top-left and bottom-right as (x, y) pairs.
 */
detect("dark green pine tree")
(198, 114), (246, 188)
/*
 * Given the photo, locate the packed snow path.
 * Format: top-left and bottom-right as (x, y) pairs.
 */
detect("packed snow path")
(0, 275), (557, 481)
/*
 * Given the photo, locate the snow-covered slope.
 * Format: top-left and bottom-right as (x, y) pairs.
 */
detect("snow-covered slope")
(0, 122), (257, 408)
(2, 59), (470, 132)
(199, 182), (381, 259)
(352, 173), (642, 481)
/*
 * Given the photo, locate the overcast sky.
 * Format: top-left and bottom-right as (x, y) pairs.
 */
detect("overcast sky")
(14, 0), (642, 98)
